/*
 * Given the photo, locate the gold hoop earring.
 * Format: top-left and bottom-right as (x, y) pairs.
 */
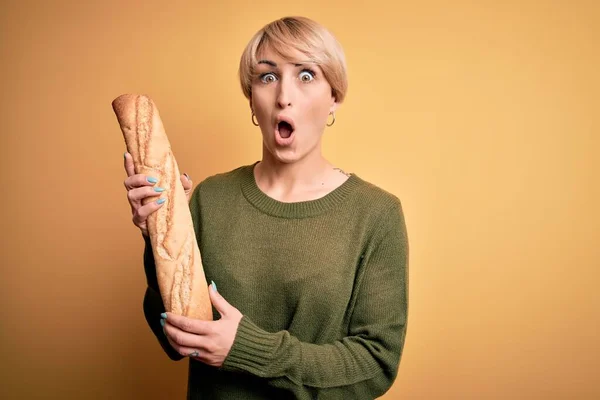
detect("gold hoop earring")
(251, 112), (259, 126)
(326, 112), (335, 127)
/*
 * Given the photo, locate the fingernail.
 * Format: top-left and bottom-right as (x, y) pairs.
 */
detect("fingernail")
(157, 198), (166, 205)
(154, 187), (165, 192)
(160, 318), (165, 327)
(211, 280), (217, 292)
(147, 177), (158, 183)
(184, 173), (191, 181)
(160, 312), (167, 319)
(124, 152), (127, 158)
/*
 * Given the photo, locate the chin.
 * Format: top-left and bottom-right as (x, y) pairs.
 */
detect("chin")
(273, 151), (301, 164)
(262, 138), (319, 165)
(263, 144), (300, 164)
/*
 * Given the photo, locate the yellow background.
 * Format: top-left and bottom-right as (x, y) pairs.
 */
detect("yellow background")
(1, 0), (598, 398)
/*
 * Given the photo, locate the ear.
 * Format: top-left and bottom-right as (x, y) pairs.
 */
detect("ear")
(329, 89), (338, 113)
(330, 100), (338, 114)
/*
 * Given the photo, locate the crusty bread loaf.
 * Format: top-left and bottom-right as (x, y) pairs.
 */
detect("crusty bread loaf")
(112, 94), (212, 320)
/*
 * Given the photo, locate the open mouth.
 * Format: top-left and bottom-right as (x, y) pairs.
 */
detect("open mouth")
(277, 120), (294, 138)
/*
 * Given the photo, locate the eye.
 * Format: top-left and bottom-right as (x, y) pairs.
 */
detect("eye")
(260, 73), (277, 83)
(299, 69), (315, 82)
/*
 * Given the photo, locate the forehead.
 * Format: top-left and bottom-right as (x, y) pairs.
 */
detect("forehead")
(255, 45), (312, 66)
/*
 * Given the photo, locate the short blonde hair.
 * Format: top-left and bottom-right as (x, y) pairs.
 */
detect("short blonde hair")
(238, 16), (348, 103)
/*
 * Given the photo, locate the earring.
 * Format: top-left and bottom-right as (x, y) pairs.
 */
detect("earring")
(251, 112), (259, 126)
(326, 111), (336, 127)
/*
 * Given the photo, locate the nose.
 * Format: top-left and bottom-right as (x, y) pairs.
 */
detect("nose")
(276, 75), (294, 109)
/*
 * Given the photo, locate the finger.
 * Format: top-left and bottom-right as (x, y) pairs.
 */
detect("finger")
(180, 173), (192, 191)
(208, 281), (232, 317)
(175, 343), (202, 358)
(163, 320), (206, 348)
(164, 312), (211, 335)
(124, 173), (160, 191)
(187, 349), (201, 358)
(133, 198), (167, 225)
(124, 152), (135, 177)
(163, 325), (202, 357)
(127, 185), (166, 203)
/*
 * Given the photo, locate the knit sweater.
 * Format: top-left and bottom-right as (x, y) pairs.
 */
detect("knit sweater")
(142, 162), (409, 399)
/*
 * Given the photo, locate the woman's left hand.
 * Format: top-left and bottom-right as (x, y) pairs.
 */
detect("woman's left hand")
(161, 283), (243, 367)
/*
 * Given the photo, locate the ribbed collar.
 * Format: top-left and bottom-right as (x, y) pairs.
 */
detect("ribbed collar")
(240, 161), (361, 219)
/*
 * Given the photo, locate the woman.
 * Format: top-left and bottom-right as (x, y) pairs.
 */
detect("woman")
(123, 16), (409, 399)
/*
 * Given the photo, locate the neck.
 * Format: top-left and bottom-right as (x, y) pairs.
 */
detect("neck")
(255, 147), (332, 195)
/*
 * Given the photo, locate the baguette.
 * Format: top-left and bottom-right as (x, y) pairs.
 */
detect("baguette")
(112, 94), (212, 320)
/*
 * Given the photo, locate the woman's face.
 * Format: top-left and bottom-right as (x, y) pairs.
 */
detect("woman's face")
(250, 46), (337, 164)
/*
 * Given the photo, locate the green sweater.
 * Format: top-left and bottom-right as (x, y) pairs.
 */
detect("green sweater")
(142, 162), (409, 399)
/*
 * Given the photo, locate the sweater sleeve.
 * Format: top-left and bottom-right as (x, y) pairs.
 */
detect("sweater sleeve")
(141, 233), (185, 361)
(221, 201), (409, 398)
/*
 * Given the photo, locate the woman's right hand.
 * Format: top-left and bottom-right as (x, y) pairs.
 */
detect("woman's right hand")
(123, 152), (192, 237)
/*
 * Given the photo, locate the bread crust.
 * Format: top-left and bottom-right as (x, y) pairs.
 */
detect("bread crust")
(112, 94), (212, 320)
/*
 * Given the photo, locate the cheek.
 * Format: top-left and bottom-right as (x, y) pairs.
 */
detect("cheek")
(305, 98), (331, 126)
(305, 86), (333, 120)
(251, 85), (268, 106)
(252, 95), (269, 120)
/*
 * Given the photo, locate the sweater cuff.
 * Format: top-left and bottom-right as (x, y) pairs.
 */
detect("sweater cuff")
(221, 315), (281, 376)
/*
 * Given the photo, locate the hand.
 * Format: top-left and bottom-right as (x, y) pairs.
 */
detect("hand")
(161, 283), (243, 367)
(123, 152), (193, 236)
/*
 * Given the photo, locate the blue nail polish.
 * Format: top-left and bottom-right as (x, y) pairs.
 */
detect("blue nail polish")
(160, 319), (165, 327)
(160, 312), (167, 319)
(154, 187), (165, 192)
(157, 198), (166, 205)
(147, 177), (158, 183)
(211, 280), (217, 292)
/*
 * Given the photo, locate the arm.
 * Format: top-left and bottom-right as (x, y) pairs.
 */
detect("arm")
(221, 201), (409, 398)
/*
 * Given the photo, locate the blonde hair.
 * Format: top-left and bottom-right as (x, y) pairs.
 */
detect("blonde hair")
(238, 16), (348, 103)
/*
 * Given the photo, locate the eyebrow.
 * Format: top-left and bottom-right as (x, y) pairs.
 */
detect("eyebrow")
(257, 59), (306, 67)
